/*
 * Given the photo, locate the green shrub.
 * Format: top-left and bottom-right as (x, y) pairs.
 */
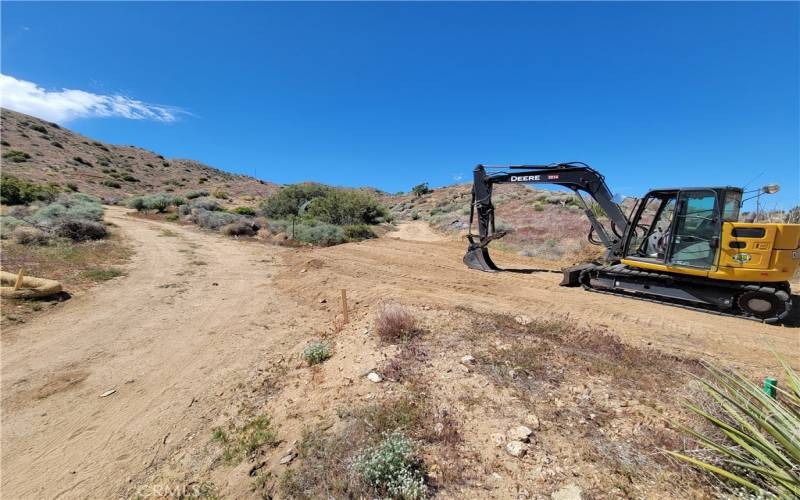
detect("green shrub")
(1, 175), (59, 205)
(233, 206), (256, 216)
(101, 180), (121, 189)
(66, 182), (79, 192)
(121, 174), (139, 182)
(303, 341), (331, 365)
(305, 189), (387, 225)
(292, 220), (345, 246)
(212, 189), (229, 199)
(212, 415), (275, 464)
(127, 196), (146, 212)
(3, 150), (31, 163)
(260, 184), (332, 218)
(344, 224), (376, 241)
(185, 189), (209, 199)
(165, 213), (179, 222)
(30, 124), (47, 134)
(351, 431), (427, 499)
(73, 156), (92, 166)
(144, 193), (174, 213)
(411, 183), (431, 197)
(51, 141), (63, 149)
(191, 209), (241, 230)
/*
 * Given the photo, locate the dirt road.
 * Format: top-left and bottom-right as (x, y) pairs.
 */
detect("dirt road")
(2, 218), (798, 498)
(279, 222), (800, 373)
(1, 207), (322, 499)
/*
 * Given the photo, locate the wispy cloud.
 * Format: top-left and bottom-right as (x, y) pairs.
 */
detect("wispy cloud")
(0, 74), (187, 124)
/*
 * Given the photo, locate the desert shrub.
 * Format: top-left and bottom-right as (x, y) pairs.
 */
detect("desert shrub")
(185, 189), (209, 199)
(344, 224), (376, 241)
(351, 431), (427, 500)
(127, 196), (146, 212)
(303, 341), (331, 365)
(51, 141), (64, 149)
(212, 415), (275, 464)
(101, 180), (121, 189)
(55, 220), (107, 241)
(121, 174), (139, 182)
(165, 213), (179, 222)
(191, 209), (241, 230)
(221, 221), (257, 237)
(292, 220), (346, 246)
(306, 189), (387, 225)
(0, 216), (25, 239)
(12, 226), (50, 245)
(212, 189), (229, 199)
(786, 205), (800, 224)
(178, 204), (191, 216)
(261, 184), (332, 218)
(374, 303), (417, 342)
(1, 175), (59, 205)
(189, 197), (221, 211)
(410, 211), (420, 220)
(30, 124), (47, 134)
(66, 182), (79, 192)
(233, 206), (256, 216)
(3, 150), (31, 163)
(411, 183), (431, 197)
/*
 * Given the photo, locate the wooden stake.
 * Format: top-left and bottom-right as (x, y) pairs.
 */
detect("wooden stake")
(341, 289), (349, 324)
(13, 268), (26, 291)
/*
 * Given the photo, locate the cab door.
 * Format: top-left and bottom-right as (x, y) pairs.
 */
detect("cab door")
(667, 190), (721, 271)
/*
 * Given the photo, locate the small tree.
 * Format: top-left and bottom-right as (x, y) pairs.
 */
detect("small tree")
(412, 183), (431, 198)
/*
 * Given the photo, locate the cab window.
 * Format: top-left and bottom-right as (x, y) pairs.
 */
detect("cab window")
(722, 191), (741, 221)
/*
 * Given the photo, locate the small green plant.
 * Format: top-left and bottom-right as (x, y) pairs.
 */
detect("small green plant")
(351, 431), (427, 499)
(3, 150), (32, 163)
(303, 341), (331, 365)
(212, 415), (275, 463)
(165, 213), (179, 222)
(101, 180), (121, 189)
(668, 357), (800, 497)
(233, 206), (256, 216)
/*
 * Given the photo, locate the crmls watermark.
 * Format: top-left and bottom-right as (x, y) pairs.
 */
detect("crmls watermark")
(132, 482), (216, 498)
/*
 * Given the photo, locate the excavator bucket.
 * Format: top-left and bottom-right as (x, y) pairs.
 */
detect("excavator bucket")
(463, 241), (500, 272)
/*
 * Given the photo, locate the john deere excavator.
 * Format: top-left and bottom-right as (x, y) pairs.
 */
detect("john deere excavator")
(463, 162), (800, 323)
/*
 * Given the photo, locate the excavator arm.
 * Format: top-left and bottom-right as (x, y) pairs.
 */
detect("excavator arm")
(464, 162), (630, 273)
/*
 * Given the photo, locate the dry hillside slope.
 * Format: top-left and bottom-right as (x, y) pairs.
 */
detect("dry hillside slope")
(0, 108), (277, 201)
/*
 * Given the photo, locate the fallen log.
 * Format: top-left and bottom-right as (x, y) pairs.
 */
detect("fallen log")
(1, 270), (63, 299)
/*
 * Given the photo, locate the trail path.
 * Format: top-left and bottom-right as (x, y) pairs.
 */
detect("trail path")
(1, 207), (318, 499)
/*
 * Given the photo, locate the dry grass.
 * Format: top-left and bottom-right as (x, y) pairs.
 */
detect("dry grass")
(374, 302), (418, 343)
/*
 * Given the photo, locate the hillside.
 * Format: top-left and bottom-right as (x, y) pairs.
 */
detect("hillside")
(0, 109), (277, 202)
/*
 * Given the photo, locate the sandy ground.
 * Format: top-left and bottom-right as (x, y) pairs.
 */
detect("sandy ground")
(0, 207), (323, 499)
(2, 218), (798, 499)
(279, 223), (800, 374)
(386, 220), (450, 242)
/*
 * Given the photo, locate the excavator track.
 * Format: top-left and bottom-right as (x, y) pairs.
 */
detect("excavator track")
(578, 264), (793, 324)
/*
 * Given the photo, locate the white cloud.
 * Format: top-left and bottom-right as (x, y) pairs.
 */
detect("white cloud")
(0, 74), (187, 124)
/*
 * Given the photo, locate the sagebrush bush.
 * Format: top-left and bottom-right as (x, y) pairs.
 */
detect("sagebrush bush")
(0, 216), (25, 239)
(351, 431), (427, 500)
(374, 303), (417, 342)
(303, 341), (331, 365)
(3, 150), (31, 163)
(13, 226), (50, 245)
(292, 220), (345, 246)
(185, 189), (209, 199)
(344, 224), (377, 241)
(189, 197), (222, 211)
(213, 190), (229, 199)
(190, 209), (241, 230)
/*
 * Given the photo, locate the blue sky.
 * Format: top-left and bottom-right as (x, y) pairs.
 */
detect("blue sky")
(2, 2), (798, 207)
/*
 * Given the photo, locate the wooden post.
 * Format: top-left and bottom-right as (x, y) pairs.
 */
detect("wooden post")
(13, 268), (26, 291)
(341, 289), (349, 324)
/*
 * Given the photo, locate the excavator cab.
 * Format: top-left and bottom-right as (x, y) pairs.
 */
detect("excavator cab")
(623, 188), (738, 272)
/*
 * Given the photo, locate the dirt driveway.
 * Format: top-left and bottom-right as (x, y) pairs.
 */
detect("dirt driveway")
(1, 207), (321, 499)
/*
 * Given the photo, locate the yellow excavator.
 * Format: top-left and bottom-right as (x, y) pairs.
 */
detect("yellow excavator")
(464, 163), (800, 324)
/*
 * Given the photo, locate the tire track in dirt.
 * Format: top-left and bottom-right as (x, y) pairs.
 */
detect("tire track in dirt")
(277, 224), (799, 373)
(0, 207), (321, 499)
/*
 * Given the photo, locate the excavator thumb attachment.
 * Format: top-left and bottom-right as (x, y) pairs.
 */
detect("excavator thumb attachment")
(463, 234), (504, 272)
